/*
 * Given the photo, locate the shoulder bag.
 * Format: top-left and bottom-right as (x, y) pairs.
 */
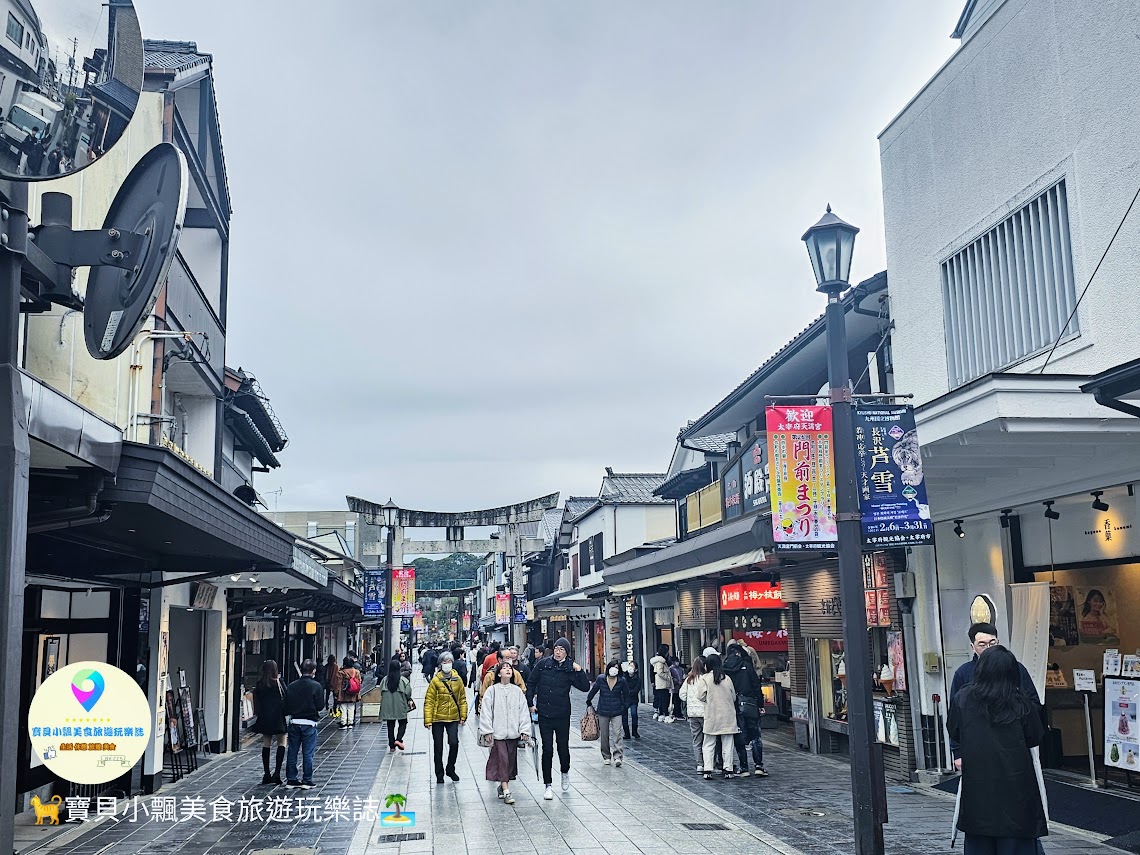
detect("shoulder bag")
(580, 704), (600, 741)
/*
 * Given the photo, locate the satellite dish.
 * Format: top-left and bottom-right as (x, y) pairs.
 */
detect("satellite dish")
(83, 142), (187, 360)
(0, 0), (143, 181)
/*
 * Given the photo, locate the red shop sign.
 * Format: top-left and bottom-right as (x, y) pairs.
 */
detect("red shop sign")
(720, 581), (783, 610)
(731, 629), (789, 652)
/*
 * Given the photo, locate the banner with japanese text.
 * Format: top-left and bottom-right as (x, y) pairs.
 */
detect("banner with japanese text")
(462, 611), (471, 632)
(392, 568), (416, 616)
(363, 571), (384, 617)
(767, 405), (837, 550)
(512, 594), (527, 623)
(494, 593), (510, 623)
(852, 405), (933, 547)
(413, 609), (424, 630)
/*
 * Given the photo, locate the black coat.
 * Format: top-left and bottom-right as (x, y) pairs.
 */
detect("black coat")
(624, 670), (642, 702)
(421, 649), (438, 675)
(948, 685), (1047, 840)
(251, 679), (288, 734)
(587, 674), (629, 718)
(723, 650), (760, 701)
(284, 675), (325, 722)
(525, 656), (590, 719)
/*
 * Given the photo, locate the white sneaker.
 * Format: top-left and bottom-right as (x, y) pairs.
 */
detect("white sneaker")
(696, 765), (704, 772)
(739, 770), (751, 778)
(652, 713), (660, 721)
(543, 785), (554, 800)
(561, 772), (570, 792)
(664, 716), (674, 724)
(603, 758), (611, 766)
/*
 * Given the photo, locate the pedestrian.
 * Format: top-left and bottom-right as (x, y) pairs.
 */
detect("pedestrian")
(586, 658), (629, 767)
(480, 647), (527, 697)
(948, 646), (1048, 855)
(451, 644), (470, 687)
(251, 659), (288, 785)
(743, 644), (769, 772)
(697, 652), (739, 780)
(424, 650), (468, 783)
(526, 637), (590, 800)
(323, 654), (340, 713)
(481, 641), (502, 683)
(283, 659), (325, 789)
(669, 655), (687, 720)
(949, 622), (1039, 771)
(723, 642), (767, 777)
(380, 658), (413, 753)
(621, 660), (642, 739)
(422, 645), (439, 682)
(479, 660), (531, 806)
(679, 655), (707, 772)
(337, 656), (362, 729)
(650, 644), (673, 722)
(508, 645), (532, 685)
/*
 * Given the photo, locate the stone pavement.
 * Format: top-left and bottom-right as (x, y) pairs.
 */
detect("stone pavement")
(17, 670), (1131, 855)
(620, 699), (1129, 855)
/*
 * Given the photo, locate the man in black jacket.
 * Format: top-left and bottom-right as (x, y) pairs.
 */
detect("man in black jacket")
(526, 637), (590, 800)
(723, 642), (768, 777)
(284, 659), (325, 788)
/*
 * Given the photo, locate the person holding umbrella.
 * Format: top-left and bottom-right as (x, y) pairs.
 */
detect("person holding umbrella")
(526, 637), (590, 800)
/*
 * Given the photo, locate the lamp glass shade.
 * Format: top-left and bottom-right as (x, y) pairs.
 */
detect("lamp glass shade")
(802, 207), (860, 291)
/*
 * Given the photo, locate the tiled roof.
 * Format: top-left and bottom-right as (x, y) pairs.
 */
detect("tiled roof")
(144, 40), (211, 74)
(599, 473), (669, 505)
(684, 433), (736, 454)
(539, 508), (564, 546)
(565, 497), (596, 519)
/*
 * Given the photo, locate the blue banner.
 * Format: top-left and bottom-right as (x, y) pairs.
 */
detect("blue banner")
(852, 405), (933, 547)
(512, 594), (527, 624)
(363, 571), (385, 617)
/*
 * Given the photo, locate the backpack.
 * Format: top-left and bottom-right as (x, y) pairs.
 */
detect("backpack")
(344, 669), (361, 695)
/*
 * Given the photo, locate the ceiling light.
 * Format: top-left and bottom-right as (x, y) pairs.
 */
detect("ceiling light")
(266, 587), (276, 594)
(1043, 501), (1060, 520)
(999, 509), (1013, 529)
(953, 520), (965, 538)
(253, 584), (262, 593)
(230, 574), (240, 583)
(249, 575), (259, 584)
(1091, 491), (1109, 512)
(281, 587), (289, 594)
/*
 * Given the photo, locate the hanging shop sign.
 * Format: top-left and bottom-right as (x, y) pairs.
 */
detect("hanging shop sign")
(741, 437), (769, 515)
(494, 593), (510, 624)
(767, 405), (837, 550)
(719, 581), (784, 610)
(392, 568), (416, 616)
(722, 460), (743, 521)
(363, 571), (384, 618)
(852, 405), (933, 547)
(730, 629), (789, 652)
(512, 595), (527, 624)
(461, 611), (470, 632)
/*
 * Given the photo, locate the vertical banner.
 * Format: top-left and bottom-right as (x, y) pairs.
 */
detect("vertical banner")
(767, 405), (837, 550)
(722, 460), (743, 520)
(462, 611), (471, 632)
(495, 593), (510, 623)
(852, 405), (933, 546)
(392, 568), (416, 616)
(741, 437), (769, 514)
(512, 594), (527, 624)
(413, 609), (425, 631)
(363, 571), (384, 617)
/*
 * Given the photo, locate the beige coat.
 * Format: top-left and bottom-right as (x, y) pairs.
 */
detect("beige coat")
(696, 672), (738, 735)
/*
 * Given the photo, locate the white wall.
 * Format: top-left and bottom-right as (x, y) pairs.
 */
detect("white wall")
(880, 0), (1140, 408)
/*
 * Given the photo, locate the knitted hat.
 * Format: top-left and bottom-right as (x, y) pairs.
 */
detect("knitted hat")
(554, 638), (572, 655)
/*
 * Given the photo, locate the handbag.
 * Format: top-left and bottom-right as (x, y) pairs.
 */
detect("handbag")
(580, 704), (600, 741)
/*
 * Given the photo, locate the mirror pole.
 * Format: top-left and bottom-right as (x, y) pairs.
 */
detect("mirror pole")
(0, 180), (30, 855)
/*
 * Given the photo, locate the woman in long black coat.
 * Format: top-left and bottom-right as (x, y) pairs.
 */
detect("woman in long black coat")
(251, 660), (288, 785)
(948, 646), (1047, 855)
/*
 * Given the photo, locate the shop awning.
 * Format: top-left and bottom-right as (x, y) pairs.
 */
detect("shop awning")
(604, 513), (773, 594)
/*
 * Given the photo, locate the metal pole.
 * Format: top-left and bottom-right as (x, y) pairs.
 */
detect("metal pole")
(384, 524), (395, 663)
(826, 291), (886, 855)
(0, 181), (29, 855)
(1083, 692), (1097, 787)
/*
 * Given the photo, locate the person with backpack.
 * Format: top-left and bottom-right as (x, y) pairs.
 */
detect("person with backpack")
(380, 658), (413, 752)
(650, 645), (673, 722)
(251, 660), (288, 785)
(697, 652), (739, 780)
(424, 651), (468, 783)
(679, 656), (708, 772)
(723, 642), (768, 777)
(337, 656), (363, 729)
(669, 655), (687, 721)
(586, 659), (629, 767)
(479, 659), (531, 806)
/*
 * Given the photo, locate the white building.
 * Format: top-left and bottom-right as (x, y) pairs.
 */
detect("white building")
(879, 0), (1140, 775)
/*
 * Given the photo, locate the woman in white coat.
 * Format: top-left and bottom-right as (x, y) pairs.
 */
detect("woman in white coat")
(478, 660), (531, 805)
(697, 653), (739, 780)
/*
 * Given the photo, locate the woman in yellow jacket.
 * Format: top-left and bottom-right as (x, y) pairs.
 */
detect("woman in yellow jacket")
(423, 651), (468, 784)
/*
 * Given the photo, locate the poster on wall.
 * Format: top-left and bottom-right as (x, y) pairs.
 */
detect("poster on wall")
(393, 568), (416, 616)
(40, 637), (60, 684)
(165, 689), (183, 754)
(766, 405), (837, 550)
(1048, 585), (1080, 648)
(1105, 678), (1139, 772)
(851, 405), (932, 547)
(1075, 588), (1119, 644)
(886, 630), (907, 692)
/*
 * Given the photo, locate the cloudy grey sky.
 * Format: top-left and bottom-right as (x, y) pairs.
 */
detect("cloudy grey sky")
(138, 1), (961, 514)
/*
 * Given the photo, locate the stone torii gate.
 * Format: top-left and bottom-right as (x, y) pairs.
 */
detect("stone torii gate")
(347, 492), (559, 655)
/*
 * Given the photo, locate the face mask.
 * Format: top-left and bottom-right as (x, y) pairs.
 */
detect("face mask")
(442, 663), (453, 674)
(608, 667), (619, 677)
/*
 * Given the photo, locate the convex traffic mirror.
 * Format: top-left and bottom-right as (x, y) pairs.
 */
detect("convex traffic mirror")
(0, 0), (141, 181)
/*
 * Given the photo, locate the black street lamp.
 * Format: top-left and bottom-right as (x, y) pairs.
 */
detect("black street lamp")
(802, 205), (886, 855)
(379, 499), (399, 663)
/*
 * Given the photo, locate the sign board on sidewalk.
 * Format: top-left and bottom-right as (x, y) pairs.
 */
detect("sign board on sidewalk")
(1073, 669), (1097, 692)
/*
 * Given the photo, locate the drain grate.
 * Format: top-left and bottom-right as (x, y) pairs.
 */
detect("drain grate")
(681, 823), (729, 831)
(403, 751), (427, 755)
(375, 832), (427, 843)
(570, 745), (596, 750)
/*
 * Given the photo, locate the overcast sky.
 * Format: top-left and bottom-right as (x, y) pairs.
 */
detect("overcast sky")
(137, 1), (962, 514)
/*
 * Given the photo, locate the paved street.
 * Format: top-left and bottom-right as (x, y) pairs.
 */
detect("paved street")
(17, 671), (1131, 855)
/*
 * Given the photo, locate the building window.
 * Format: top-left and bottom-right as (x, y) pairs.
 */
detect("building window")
(306, 521), (317, 538)
(941, 179), (1078, 388)
(6, 14), (23, 46)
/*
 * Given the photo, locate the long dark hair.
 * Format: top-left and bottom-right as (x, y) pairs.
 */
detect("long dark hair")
(705, 653), (725, 684)
(258, 659), (279, 688)
(386, 658), (402, 693)
(1081, 589), (1106, 617)
(971, 646), (1033, 724)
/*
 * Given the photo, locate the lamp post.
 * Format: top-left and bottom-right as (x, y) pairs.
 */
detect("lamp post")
(379, 499), (399, 664)
(802, 205), (886, 855)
